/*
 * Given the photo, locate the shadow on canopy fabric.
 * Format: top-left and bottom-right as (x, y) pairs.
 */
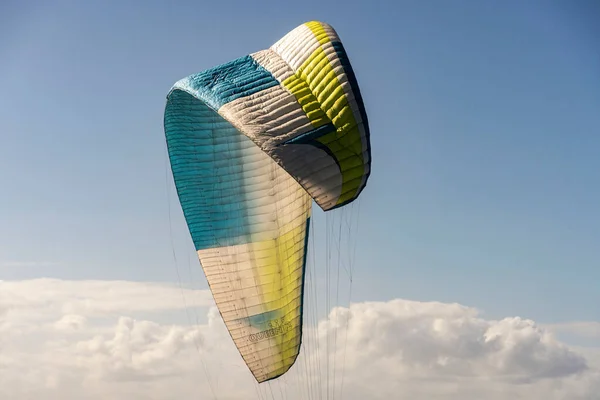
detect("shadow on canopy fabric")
(164, 20), (371, 383)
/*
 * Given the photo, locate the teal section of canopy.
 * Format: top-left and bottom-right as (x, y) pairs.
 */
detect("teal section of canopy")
(164, 89), (255, 250)
(183, 55), (279, 110)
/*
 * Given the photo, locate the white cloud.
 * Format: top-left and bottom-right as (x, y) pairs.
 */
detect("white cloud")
(0, 279), (213, 335)
(320, 300), (587, 382)
(0, 278), (213, 314)
(54, 314), (87, 332)
(314, 300), (597, 400)
(0, 279), (598, 400)
(75, 316), (203, 381)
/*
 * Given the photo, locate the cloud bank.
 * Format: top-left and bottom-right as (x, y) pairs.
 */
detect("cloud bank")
(0, 279), (598, 400)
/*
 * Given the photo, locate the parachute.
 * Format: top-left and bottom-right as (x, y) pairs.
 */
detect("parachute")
(164, 21), (371, 383)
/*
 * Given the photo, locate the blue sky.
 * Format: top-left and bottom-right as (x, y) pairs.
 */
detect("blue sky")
(1, 0), (599, 327)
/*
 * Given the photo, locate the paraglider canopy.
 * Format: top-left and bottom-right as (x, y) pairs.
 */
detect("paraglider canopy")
(164, 20), (371, 383)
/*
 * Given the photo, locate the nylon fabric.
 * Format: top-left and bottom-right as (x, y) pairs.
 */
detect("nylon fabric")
(163, 20), (371, 383)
